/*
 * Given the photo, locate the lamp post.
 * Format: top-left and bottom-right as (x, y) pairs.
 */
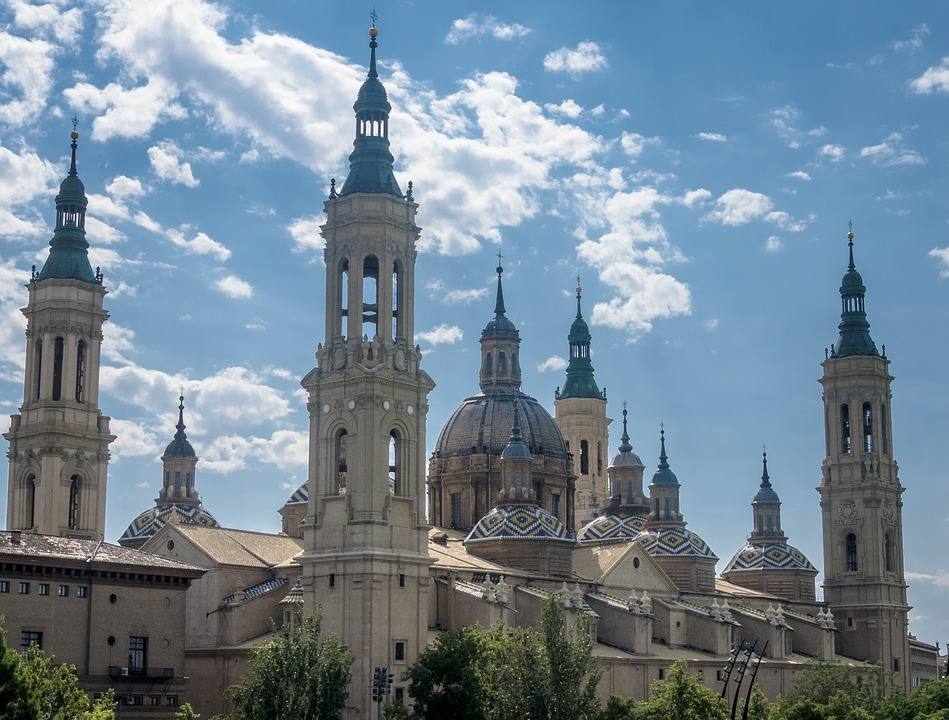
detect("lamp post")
(371, 665), (394, 720)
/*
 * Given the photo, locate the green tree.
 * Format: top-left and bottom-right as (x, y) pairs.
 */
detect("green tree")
(542, 598), (602, 720)
(228, 613), (352, 720)
(404, 625), (491, 720)
(599, 695), (638, 720)
(17, 644), (98, 720)
(175, 703), (201, 720)
(0, 620), (38, 720)
(635, 661), (728, 720)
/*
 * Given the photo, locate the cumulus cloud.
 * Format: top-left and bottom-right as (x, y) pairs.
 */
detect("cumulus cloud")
(680, 188), (712, 208)
(543, 41), (607, 77)
(911, 57), (949, 94)
(544, 99), (583, 119)
(416, 324), (463, 345)
(819, 144), (845, 162)
(694, 132), (727, 142)
(287, 215), (324, 254)
(0, 145), (60, 238)
(859, 132), (926, 167)
(105, 175), (145, 200)
(214, 273), (253, 299)
(147, 140), (199, 187)
(929, 248), (949, 278)
(65, 77), (186, 142)
(5, 1), (84, 43)
(167, 228), (231, 261)
(0, 257), (29, 381)
(703, 189), (806, 232)
(537, 355), (567, 372)
(765, 235), (783, 252)
(102, 322), (137, 364)
(786, 170), (811, 181)
(199, 429), (308, 473)
(620, 132), (660, 160)
(905, 570), (949, 588)
(0, 31), (56, 126)
(445, 14), (530, 44)
(704, 318), (719, 331)
(110, 418), (161, 458)
(426, 279), (488, 304)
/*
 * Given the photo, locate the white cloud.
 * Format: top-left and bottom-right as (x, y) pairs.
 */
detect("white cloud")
(84, 215), (125, 244)
(110, 418), (161, 458)
(910, 57), (949, 94)
(819, 144), (845, 162)
(0, 257), (29, 381)
(5, 1), (84, 43)
(147, 140), (199, 187)
(680, 188), (712, 208)
(891, 24), (929, 51)
(167, 228), (231, 261)
(109, 280), (137, 298)
(64, 77), (186, 142)
(199, 429), (307, 473)
(245, 319), (265, 331)
(544, 99), (584, 119)
(859, 132), (926, 167)
(703, 318), (719, 331)
(416, 324), (463, 345)
(0, 31), (56, 126)
(766, 105), (826, 149)
(0, 146), (59, 238)
(543, 41), (607, 77)
(694, 132), (727, 142)
(106, 175), (145, 200)
(426, 279), (488, 304)
(765, 235), (783, 252)
(786, 170), (811, 181)
(537, 355), (567, 372)
(102, 322), (137, 364)
(214, 274), (253, 299)
(287, 215), (324, 253)
(620, 132), (660, 160)
(445, 14), (530, 44)
(929, 247), (949, 278)
(905, 570), (949, 588)
(703, 188), (772, 226)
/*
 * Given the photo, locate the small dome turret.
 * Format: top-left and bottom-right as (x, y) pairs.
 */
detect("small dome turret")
(832, 222), (879, 358)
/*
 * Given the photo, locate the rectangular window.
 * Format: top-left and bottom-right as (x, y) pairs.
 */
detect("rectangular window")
(149, 696), (162, 706)
(395, 687), (405, 705)
(399, 574), (405, 588)
(329, 573), (335, 588)
(394, 640), (406, 662)
(38, 583), (49, 596)
(58, 585), (69, 597)
(893, 657), (901, 672)
(126, 695), (144, 707)
(76, 586), (88, 598)
(20, 631), (42, 650)
(166, 696), (179, 707)
(0, 580), (8, 593)
(18, 582), (29, 595)
(551, 494), (561, 518)
(128, 636), (147, 671)
(658, 667), (665, 680)
(450, 493), (462, 529)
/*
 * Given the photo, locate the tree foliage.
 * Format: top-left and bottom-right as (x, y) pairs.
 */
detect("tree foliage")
(228, 613), (352, 720)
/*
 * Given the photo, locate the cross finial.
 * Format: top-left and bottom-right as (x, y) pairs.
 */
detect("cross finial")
(369, 7), (379, 28)
(496, 248), (503, 273)
(72, 114), (78, 133)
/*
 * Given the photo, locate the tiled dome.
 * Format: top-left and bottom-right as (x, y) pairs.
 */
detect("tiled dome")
(723, 543), (816, 573)
(119, 504), (219, 544)
(434, 391), (568, 460)
(284, 483), (308, 505)
(578, 513), (647, 543)
(634, 527), (717, 560)
(465, 505), (573, 543)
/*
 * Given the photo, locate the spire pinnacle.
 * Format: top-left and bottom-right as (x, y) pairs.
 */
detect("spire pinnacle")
(658, 423), (669, 470)
(176, 392), (187, 437)
(618, 402), (632, 453)
(494, 249), (507, 316)
(575, 273), (583, 319)
(847, 218), (855, 271)
(69, 115), (79, 176)
(761, 448), (771, 486)
(367, 11), (379, 79)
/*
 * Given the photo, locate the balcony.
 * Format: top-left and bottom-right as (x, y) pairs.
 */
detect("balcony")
(107, 666), (175, 681)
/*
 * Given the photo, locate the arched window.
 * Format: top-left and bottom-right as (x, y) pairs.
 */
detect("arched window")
(334, 429), (348, 495)
(884, 533), (895, 572)
(862, 402), (873, 453)
(51, 337), (64, 401)
(498, 351), (507, 375)
(74, 340), (86, 402)
(25, 474), (36, 529)
(362, 255), (379, 338)
(880, 404), (888, 456)
(511, 353), (518, 372)
(653, 498), (659, 518)
(392, 261), (402, 340)
(840, 404), (852, 454)
(388, 430), (402, 495)
(596, 442), (603, 475)
(34, 339), (43, 400)
(484, 352), (493, 375)
(845, 533), (858, 572)
(338, 259), (349, 340)
(579, 440), (589, 475)
(67, 475), (81, 530)
(663, 497), (670, 519)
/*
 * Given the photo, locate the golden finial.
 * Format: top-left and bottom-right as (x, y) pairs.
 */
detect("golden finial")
(369, 7), (379, 37)
(70, 114), (79, 141)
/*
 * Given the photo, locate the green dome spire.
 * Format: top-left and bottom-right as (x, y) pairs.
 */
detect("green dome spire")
(559, 276), (603, 400)
(36, 123), (96, 284)
(833, 221), (879, 358)
(339, 21), (402, 198)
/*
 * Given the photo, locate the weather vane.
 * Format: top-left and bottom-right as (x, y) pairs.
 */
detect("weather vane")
(369, 7), (379, 28)
(72, 114), (78, 133)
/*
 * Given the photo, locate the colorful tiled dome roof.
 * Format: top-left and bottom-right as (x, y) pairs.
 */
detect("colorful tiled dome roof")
(465, 504), (573, 544)
(578, 513), (647, 543)
(723, 542), (816, 573)
(634, 527), (717, 560)
(283, 483), (308, 505)
(119, 503), (219, 544)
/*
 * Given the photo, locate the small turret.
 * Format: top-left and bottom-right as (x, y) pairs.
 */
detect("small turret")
(479, 254), (521, 393)
(833, 222), (879, 358)
(559, 277), (603, 400)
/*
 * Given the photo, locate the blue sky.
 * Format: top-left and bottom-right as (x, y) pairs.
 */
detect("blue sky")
(0, 1), (947, 644)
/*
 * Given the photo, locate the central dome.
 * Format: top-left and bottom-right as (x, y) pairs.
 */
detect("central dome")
(433, 391), (568, 460)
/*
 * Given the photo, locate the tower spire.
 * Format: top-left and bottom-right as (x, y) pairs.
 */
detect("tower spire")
(658, 424), (669, 470)
(69, 115), (78, 176)
(619, 402), (632, 453)
(761, 448), (771, 487)
(832, 221), (879, 358)
(559, 272), (602, 399)
(494, 250), (507, 317)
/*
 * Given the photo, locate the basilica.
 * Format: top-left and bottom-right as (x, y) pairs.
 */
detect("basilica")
(0, 22), (938, 720)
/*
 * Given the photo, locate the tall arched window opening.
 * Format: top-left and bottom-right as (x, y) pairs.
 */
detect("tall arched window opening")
(334, 430), (348, 495)
(74, 340), (86, 402)
(388, 431), (402, 495)
(840, 404), (852, 454)
(596, 442), (603, 476)
(392, 261), (402, 340)
(884, 533), (895, 572)
(862, 402), (874, 453)
(67, 475), (80, 530)
(34, 340), (43, 400)
(25, 475), (35, 529)
(338, 259), (349, 340)
(845, 533), (858, 572)
(498, 352), (507, 375)
(484, 352), (493, 375)
(362, 255), (379, 338)
(579, 440), (589, 475)
(51, 337), (64, 401)
(881, 404), (888, 456)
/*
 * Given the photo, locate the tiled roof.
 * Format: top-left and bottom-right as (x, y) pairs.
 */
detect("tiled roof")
(0, 532), (202, 573)
(723, 542), (816, 573)
(283, 483), (308, 506)
(222, 576), (289, 604)
(578, 513), (647, 543)
(171, 526), (302, 568)
(120, 503), (219, 542)
(465, 504), (573, 544)
(635, 527), (718, 560)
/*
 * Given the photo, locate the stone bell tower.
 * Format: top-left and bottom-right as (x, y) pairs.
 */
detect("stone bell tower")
(299, 23), (434, 718)
(818, 224), (909, 690)
(554, 278), (609, 524)
(5, 126), (114, 540)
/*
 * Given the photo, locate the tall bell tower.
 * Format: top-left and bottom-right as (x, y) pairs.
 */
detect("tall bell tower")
(818, 224), (909, 690)
(4, 126), (114, 540)
(299, 22), (434, 718)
